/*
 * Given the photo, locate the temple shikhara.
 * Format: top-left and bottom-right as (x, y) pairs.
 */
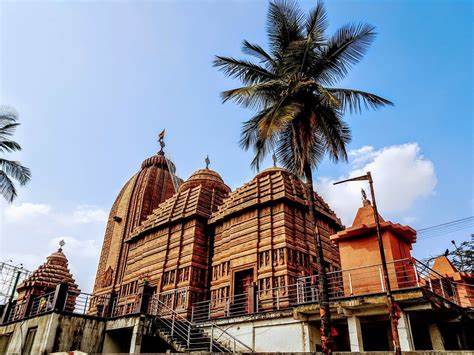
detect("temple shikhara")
(0, 136), (473, 354)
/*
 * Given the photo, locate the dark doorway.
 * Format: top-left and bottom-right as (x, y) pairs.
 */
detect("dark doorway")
(361, 317), (392, 351)
(102, 327), (133, 353)
(231, 269), (254, 315)
(234, 269), (253, 295)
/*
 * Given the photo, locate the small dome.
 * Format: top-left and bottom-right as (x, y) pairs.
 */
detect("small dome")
(179, 168), (230, 194)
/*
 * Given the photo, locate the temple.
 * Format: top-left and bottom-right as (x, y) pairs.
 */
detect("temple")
(0, 136), (472, 354)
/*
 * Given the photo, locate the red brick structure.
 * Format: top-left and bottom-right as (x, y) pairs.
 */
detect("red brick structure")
(91, 142), (342, 317)
(331, 197), (417, 296)
(116, 168), (230, 317)
(16, 245), (80, 313)
(209, 167), (342, 315)
(431, 256), (474, 308)
(92, 149), (181, 304)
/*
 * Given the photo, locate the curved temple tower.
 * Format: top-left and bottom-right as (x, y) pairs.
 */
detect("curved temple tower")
(91, 138), (343, 318)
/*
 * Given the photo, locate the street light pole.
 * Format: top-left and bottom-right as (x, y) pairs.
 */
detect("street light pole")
(334, 171), (401, 355)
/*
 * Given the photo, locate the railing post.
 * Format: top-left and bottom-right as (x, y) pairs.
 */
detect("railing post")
(187, 322), (191, 348)
(378, 265), (385, 292)
(208, 301), (211, 320)
(348, 272), (353, 295)
(226, 299), (230, 317)
(210, 324), (214, 351)
(53, 283), (69, 312)
(190, 305), (194, 323)
(440, 279), (446, 298)
(276, 290), (280, 310)
(413, 263), (420, 287)
(83, 294), (89, 314)
(171, 313), (175, 337)
(428, 278), (433, 291)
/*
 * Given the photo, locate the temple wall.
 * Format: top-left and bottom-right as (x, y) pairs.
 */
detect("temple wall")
(211, 200), (341, 308)
(0, 313), (105, 354)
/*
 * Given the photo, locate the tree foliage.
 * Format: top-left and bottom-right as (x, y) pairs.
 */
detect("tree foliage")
(0, 106), (31, 202)
(214, 0), (392, 175)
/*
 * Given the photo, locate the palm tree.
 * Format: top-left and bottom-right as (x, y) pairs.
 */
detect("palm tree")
(214, 1), (392, 352)
(0, 107), (31, 202)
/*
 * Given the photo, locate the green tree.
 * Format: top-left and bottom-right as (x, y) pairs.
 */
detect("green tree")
(0, 107), (31, 202)
(214, 1), (392, 352)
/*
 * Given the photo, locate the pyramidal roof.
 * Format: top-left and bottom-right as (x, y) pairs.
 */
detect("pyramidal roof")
(209, 167), (341, 225)
(128, 168), (230, 240)
(331, 198), (416, 244)
(351, 199), (385, 227)
(17, 246), (80, 293)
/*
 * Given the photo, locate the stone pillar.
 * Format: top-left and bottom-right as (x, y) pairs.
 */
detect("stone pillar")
(429, 323), (445, 350)
(397, 311), (414, 351)
(129, 318), (143, 354)
(347, 316), (364, 352)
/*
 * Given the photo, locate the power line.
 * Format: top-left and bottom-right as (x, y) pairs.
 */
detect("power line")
(416, 216), (474, 240)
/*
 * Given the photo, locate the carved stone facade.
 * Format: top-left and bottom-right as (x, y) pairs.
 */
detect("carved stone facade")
(92, 151), (343, 316)
(92, 151), (181, 302)
(209, 167), (342, 314)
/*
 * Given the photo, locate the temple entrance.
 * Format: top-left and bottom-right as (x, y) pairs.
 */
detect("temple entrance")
(231, 269), (254, 315)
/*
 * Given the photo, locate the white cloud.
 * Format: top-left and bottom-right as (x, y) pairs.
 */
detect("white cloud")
(49, 236), (100, 258)
(317, 143), (437, 226)
(1, 202), (106, 293)
(71, 205), (108, 224)
(4, 202), (51, 222)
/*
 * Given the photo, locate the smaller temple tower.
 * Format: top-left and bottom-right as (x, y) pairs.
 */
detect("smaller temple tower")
(13, 242), (80, 318)
(330, 194), (417, 296)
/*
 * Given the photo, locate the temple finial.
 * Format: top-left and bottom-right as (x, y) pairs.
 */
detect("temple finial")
(158, 129), (166, 154)
(361, 188), (370, 206)
(59, 239), (65, 251)
(272, 153), (277, 167)
(205, 155), (210, 169)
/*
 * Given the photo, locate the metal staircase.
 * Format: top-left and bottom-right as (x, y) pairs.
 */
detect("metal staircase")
(148, 297), (253, 352)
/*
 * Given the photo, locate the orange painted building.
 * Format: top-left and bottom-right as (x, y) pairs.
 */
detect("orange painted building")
(331, 197), (417, 296)
(431, 255), (474, 308)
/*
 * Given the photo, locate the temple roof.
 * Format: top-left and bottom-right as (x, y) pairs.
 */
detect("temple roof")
(209, 167), (341, 225)
(128, 168), (230, 240)
(17, 247), (80, 293)
(331, 199), (416, 244)
(431, 255), (473, 281)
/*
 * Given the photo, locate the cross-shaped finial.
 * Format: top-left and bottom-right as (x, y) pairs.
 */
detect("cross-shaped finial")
(158, 129), (166, 154)
(205, 155), (210, 169)
(361, 188), (368, 202)
(59, 239), (65, 251)
(272, 153), (277, 167)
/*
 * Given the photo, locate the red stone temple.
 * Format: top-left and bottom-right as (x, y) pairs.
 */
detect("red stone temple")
(91, 139), (343, 317)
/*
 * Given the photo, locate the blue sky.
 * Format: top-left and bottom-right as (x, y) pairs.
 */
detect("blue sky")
(0, 1), (472, 291)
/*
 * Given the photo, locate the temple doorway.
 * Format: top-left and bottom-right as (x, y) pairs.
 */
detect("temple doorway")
(231, 269), (254, 315)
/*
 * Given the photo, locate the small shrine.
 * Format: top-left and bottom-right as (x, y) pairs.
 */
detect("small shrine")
(16, 241), (80, 313)
(330, 191), (417, 295)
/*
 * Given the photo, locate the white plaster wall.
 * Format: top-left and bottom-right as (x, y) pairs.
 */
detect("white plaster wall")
(201, 316), (309, 352)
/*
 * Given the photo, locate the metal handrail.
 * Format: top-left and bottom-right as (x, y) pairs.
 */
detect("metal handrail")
(149, 295), (253, 352)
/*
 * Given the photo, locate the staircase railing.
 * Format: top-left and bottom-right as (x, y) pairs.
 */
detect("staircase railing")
(148, 295), (253, 352)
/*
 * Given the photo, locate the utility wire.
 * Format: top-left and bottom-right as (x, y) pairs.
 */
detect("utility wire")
(416, 216), (474, 240)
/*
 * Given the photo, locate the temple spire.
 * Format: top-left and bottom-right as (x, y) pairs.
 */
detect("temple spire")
(158, 129), (166, 155)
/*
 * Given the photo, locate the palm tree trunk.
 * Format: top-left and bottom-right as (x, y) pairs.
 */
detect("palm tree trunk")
(304, 164), (333, 354)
